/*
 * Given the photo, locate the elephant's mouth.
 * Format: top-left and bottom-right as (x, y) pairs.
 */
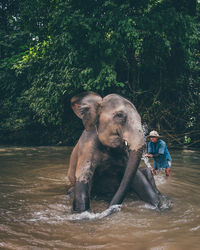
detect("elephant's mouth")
(96, 127), (128, 150)
(113, 129), (129, 149)
(111, 136), (123, 148)
(109, 135), (129, 150)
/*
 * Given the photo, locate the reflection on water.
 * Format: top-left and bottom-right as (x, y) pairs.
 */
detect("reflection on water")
(0, 146), (200, 249)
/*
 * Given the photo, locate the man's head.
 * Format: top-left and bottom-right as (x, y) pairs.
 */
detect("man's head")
(148, 130), (161, 143)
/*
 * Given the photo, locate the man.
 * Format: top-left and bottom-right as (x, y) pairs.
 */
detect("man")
(145, 130), (172, 176)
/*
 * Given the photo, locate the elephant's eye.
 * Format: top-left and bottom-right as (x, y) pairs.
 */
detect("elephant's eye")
(116, 113), (123, 118)
(114, 111), (127, 124)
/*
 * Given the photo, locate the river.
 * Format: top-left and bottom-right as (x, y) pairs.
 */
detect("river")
(0, 146), (200, 249)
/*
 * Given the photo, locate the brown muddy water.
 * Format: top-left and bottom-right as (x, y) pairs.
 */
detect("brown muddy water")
(0, 146), (199, 250)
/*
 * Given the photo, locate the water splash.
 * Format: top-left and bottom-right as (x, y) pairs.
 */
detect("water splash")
(67, 205), (121, 221)
(141, 123), (152, 169)
(141, 155), (152, 169)
(190, 225), (200, 232)
(142, 122), (149, 137)
(154, 170), (167, 185)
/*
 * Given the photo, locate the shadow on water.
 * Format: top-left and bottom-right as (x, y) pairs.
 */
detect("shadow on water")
(0, 146), (200, 249)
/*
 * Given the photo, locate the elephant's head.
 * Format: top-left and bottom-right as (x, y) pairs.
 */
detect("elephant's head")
(71, 92), (145, 206)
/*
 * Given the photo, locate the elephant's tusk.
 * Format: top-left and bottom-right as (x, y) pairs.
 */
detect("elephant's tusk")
(124, 140), (128, 146)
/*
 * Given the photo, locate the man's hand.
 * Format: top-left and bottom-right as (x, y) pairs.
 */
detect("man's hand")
(145, 154), (153, 158)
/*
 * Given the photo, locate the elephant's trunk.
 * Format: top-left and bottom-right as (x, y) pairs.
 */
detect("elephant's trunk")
(109, 148), (143, 206)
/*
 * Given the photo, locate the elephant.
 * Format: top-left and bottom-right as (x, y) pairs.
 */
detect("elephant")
(67, 92), (168, 214)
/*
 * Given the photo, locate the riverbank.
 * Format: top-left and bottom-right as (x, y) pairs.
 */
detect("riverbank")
(0, 127), (199, 149)
(0, 125), (81, 147)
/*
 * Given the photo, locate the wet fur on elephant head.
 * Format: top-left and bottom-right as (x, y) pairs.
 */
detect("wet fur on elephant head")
(71, 92), (144, 151)
(69, 92), (145, 213)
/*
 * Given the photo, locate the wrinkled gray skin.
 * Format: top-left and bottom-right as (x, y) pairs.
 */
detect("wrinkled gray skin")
(67, 92), (165, 213)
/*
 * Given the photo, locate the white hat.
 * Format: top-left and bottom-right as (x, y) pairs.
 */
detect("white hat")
(147, 130), (161, 138)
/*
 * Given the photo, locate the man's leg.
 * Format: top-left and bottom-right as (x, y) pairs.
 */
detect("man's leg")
(165, 168), (170, 176)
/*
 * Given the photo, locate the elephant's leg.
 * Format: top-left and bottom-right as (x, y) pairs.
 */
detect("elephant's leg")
(73, 161), (96, 213)
(73, 181), (90, 212)
(130, 168), (161, 207)
(139, 166), (161, 195)
(67, 144), (79, 185)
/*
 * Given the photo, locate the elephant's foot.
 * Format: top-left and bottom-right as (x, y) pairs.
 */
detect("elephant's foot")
(72, 202), (90, 213)
(157, 194), (172, 210)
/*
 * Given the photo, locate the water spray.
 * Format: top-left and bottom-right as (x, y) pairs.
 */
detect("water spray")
(142, 123), (152, 169)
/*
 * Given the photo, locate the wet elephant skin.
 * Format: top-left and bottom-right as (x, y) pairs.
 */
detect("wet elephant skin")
(67, 92), (166, 213)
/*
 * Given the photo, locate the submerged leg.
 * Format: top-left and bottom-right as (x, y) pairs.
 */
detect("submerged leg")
(139, 166), (161, 195)
(130, 168), (162, 208)
(73, 181), (90, 213)
(165, 168), (170, 177)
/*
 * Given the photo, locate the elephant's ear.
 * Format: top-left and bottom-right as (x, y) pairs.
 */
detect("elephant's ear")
(71, 92), (102, 131)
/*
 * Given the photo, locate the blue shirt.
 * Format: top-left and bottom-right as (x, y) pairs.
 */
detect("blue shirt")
(148, 139), (172, 170)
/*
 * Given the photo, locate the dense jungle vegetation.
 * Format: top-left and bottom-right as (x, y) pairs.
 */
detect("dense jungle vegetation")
(0, 0), (200, 147)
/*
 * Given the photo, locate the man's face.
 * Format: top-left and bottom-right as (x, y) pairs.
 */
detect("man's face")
(150, 137), (158, 143)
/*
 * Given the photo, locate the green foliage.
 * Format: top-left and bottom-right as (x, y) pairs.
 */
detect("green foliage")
(13, 37), (53, 72)
(0, 0), (200, 146)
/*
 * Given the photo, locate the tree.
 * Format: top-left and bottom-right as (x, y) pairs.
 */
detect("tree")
(1, 0), (199, 146)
